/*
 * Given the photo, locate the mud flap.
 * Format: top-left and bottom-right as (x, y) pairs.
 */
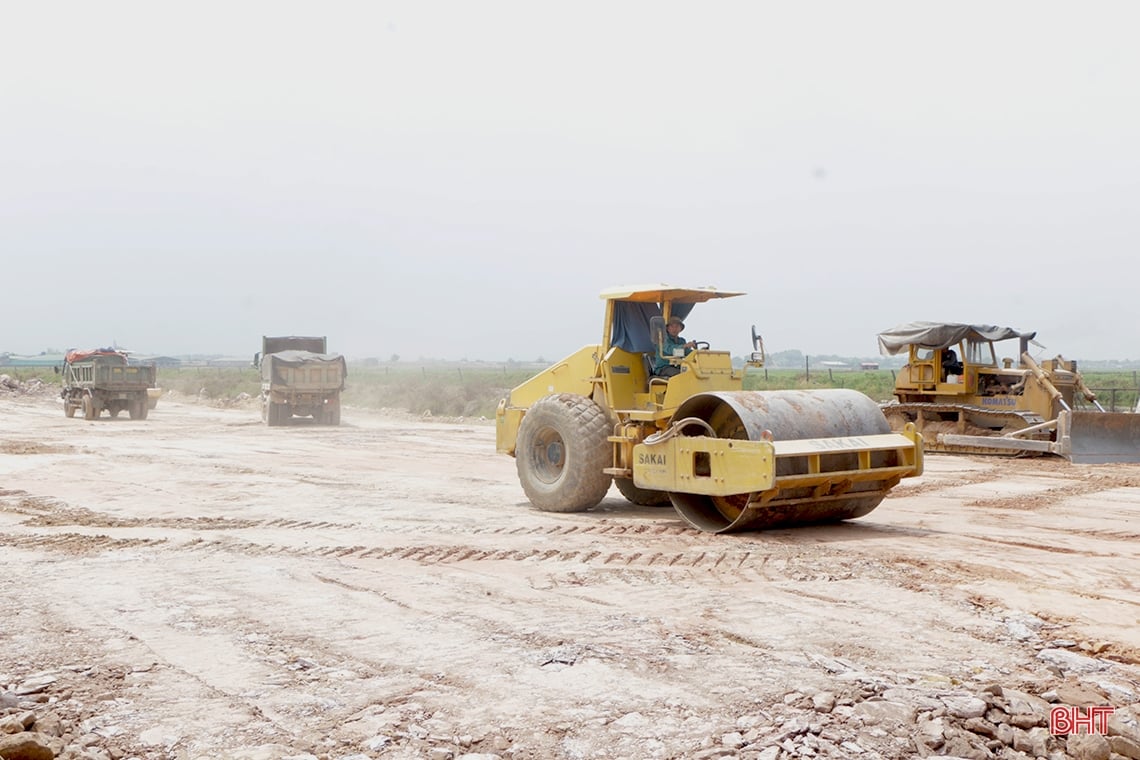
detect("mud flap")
(1068, 411), (1140, 464)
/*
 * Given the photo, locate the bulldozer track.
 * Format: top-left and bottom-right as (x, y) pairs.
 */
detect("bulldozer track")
(884, 403), (1045, 428)
(882, 403), (1049, 456)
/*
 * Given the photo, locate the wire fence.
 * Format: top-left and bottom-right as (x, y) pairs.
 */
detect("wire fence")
(1082, 388), (1139, 413)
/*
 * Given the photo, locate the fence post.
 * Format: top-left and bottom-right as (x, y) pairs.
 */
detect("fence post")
(805, 356), (810, 381)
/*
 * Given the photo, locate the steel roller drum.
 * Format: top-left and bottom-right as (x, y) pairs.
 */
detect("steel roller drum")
(669, 389), (902, 533)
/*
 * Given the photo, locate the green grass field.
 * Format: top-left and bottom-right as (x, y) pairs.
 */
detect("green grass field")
(6, 364), (1138, 417)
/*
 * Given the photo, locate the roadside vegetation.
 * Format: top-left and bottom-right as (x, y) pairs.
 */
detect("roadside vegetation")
(5, 365), (1138, 417)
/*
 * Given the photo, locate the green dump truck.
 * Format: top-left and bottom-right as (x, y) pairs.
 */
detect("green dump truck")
(61, 349), (157, 420)
(255, 336), (346, 426)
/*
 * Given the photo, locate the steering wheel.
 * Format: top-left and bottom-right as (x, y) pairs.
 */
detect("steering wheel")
(693, 341), (710, 350)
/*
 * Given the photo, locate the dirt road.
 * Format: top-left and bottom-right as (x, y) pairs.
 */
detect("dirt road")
(2, 393), (1139, 760)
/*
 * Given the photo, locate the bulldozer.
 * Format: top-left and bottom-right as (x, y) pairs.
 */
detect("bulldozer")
(877, 321), (1140, 464)
(495, 285), (923, 534)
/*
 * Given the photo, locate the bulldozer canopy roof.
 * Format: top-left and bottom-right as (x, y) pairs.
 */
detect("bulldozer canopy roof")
(877, 322), (1036, 355)
(599, 284), (745, 304)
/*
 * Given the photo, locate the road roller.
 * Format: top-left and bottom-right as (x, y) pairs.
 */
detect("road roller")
(496, 285), (923, 534)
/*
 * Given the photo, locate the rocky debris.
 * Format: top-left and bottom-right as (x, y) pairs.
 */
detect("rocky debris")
(743, 674), (1140, 760)
(5, 659), (1140, 760)
(214, 391), (255, 409)
(0, 375), (52, 396)
(2, 600), (1138, 759)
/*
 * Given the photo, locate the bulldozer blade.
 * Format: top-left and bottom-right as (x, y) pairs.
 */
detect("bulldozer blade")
(1068, 411), (1140, 464)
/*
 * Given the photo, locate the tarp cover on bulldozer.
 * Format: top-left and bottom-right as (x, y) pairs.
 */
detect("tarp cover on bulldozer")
(877, 322), (1035, 355)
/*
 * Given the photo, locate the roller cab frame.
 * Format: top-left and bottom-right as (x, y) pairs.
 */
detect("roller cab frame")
(496, 284), (922, 532)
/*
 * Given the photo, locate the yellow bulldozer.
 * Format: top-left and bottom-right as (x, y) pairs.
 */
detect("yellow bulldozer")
(496, 285), (923, 533)
(878, 321), (1140, 463)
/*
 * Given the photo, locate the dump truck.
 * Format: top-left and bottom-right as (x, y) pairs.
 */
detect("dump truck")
(255, 336), (346, 426)
(877, 321), (1140, 463)
(496, 285), (923, 534)
(60, 349), (156, 420)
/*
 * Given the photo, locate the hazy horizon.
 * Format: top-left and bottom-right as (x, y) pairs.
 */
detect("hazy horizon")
(4, 3), (1137, 363)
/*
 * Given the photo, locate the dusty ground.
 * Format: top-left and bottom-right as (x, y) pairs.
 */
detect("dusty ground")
(2, 391), (1140, 760)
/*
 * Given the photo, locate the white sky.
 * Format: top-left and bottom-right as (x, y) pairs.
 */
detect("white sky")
(3, 2), (1138, 361)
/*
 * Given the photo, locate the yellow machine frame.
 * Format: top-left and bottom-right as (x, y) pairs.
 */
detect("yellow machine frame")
(496, 285), (753, 476)
(497, 285), (922, 531)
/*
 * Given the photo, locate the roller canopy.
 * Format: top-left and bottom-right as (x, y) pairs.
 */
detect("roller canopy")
(877, 322), (1035, 356)
(599, 284), (745, 304)
(605, 283), (742, 354)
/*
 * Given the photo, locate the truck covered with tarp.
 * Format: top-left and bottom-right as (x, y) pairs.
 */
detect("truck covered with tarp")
(255, 336), (346, 426)
(61, 349), (156, 421)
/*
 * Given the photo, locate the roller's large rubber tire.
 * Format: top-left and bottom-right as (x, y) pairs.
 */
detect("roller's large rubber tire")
(516, 393), (613, 513)
(83, 394), (97, 420)
(614, 477), (673, 507)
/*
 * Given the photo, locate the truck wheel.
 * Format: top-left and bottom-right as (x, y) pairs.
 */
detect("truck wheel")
(83, 395), (97, 420)
(614, 478), (672, 507)
(325, 398), (341, 426)
(267, 402), (286, 427)
(516, 393), (612, 512)
(129, 399), (148, 420)
(64, 398), (75, 418)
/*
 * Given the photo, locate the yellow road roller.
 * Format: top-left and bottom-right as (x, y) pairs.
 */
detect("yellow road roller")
(496, 285), (923, 533)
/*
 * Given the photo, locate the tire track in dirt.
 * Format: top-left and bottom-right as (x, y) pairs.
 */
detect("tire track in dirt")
(8, 480), (1131, 598)
(1, 531), (167, 554)
(886, 466), (1006, 496)
(963, 471), (1140, 511)
(0, 440), (79, 455)
(3, 523), (1014, 602)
